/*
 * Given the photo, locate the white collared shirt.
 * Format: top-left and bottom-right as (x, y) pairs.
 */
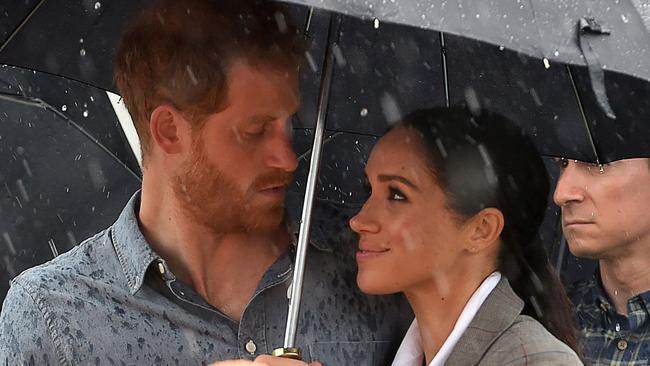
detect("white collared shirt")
(391, 272), (502, 366)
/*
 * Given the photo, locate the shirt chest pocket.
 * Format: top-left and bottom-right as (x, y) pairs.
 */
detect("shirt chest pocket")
(307, 341), (394, 366)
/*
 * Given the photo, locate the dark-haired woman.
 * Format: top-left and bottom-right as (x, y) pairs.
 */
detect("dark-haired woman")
(350, 107), (583, 365)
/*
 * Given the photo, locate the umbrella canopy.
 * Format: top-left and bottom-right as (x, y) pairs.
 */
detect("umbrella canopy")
(1, 0), (647, 163)
(282, 0), (650, 82)
(0, 65), (141, 306)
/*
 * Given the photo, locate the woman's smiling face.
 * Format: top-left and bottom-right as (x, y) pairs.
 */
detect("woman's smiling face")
(349, 127), (468, 296)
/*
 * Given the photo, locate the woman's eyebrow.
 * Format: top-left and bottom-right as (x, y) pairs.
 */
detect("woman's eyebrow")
(377, 174), (420, 191)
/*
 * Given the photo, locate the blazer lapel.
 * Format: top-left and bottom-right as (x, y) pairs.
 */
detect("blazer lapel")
(444, 277), (524, 365)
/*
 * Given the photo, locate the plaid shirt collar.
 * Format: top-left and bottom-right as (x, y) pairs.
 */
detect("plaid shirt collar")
(591, 271), (650, 321)
(571, 270), (650, 365)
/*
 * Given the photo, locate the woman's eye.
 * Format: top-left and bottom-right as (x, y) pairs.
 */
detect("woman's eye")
(388, 187), (407, 201)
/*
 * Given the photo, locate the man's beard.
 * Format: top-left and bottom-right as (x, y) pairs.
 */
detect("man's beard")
(172, 137), (292, 234)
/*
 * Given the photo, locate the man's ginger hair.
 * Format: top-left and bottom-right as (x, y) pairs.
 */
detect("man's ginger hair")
(113, 0), (305, 165)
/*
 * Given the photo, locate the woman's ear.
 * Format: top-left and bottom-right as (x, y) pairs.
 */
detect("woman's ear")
(149, 105), (189, 155)
(464, 207), (504, 254)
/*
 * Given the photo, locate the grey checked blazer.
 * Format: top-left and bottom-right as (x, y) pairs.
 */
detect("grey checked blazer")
(444, 277), (583, 365)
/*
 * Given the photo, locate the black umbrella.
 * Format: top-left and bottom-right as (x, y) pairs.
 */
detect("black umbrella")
(0, 65), (141, 306)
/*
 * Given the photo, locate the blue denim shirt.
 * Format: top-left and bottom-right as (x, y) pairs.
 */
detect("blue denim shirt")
(0, 192), (411, 365)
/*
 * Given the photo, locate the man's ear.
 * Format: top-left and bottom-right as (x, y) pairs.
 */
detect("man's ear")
(149, 105), (188, 155)
(463, 207), (504, 254)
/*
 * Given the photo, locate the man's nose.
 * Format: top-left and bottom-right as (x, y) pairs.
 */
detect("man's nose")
(553, 164), (585, 207)
(265, 127), (298, 172)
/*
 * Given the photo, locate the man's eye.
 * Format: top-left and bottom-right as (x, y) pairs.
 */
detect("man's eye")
(244, 128), (265, 138)
(388, 187), (407, 201)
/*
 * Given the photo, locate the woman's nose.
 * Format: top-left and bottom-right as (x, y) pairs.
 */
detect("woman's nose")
(349, 205), (380, 234)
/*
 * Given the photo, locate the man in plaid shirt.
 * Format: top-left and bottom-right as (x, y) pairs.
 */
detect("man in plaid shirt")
(553, 157), (650, 365)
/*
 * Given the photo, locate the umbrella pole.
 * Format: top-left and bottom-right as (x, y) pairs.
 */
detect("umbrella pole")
(273, 13), (342, 360)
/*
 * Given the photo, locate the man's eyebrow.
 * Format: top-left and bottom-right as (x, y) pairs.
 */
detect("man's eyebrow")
(247, 115), (276, 124)
(377, 174), (420, 191)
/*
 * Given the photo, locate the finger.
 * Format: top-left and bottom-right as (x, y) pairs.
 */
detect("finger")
(254, 355), (307, 365)
(208, 360), (258, 366)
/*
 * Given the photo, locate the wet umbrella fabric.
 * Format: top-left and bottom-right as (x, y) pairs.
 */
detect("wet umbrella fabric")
(1, 0), (648, 164)
(281, 0), (650, 82)
(0, 66), (141, 307)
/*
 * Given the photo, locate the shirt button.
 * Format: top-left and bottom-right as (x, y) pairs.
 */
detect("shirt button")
(245, 340), (257, 354)
(617, 339), (628, 351)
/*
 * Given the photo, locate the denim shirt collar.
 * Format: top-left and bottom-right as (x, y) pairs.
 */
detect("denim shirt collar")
(111, 192), (161, 295)
(111, 191), (334, 295)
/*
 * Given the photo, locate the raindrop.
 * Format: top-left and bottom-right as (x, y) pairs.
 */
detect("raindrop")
(304, 51), (317, 73)
(380, 92), (401, 124)
(66, 231), (77, 246)
(529, 88), (543, 106)
(332, 44), (347, 67)
(3, 256), (16, 277)
(83, 110), (89, 118)
(373, 18), (380, 29)
(48, 238), (59, 257)
(274, 11), (288, 33)
(435, 138), (447, 158)
(621, 14), (629, 23)
(22, 159), (33, 177)
(554, 50), (560, 57)
(185, 65), (198, 85)
(80, 48), (86, 57)
(464, 87), (481, 115)
(499, 45), (505, 51)
(15, 179), (29, 202)
(61, 104), (68, 112)
(360, 108), (368, 117)
(475, 14), (480, 19)
(94, 2), (101, 10)
(2, 232), (16, 256)
(79, 38), (84, 44)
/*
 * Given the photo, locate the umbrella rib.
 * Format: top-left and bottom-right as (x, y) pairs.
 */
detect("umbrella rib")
(0, 0), (48, 53)
(565, 65), (602, 164)
(303, 7), (314, 33)
(0, 91), (142, 182)
(439, 32), (450, 107)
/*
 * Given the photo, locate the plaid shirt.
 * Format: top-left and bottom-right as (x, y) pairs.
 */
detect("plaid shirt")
(570, 274), (650, 366)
